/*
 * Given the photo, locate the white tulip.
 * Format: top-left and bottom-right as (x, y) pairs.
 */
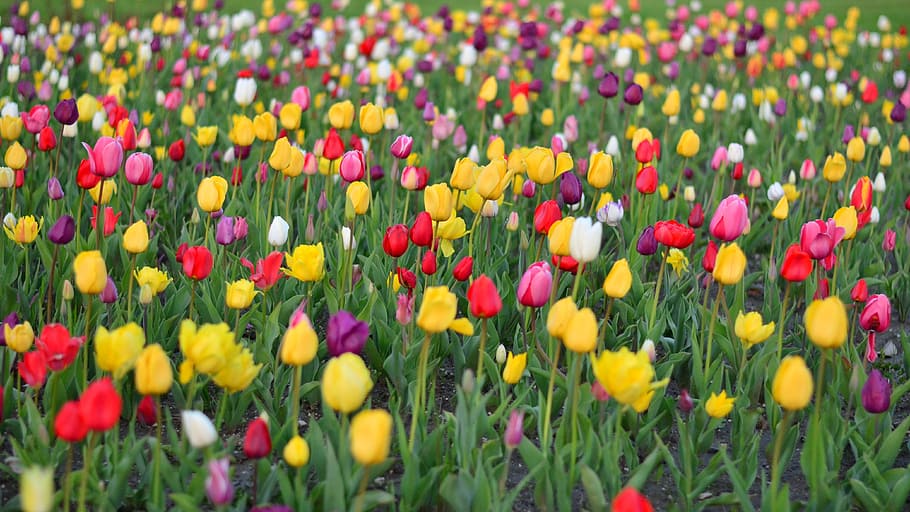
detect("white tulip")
(809, 85), (824, 103)
(767, 182), (784, 202)
(569, 216), (602, 264)
(726, 143), (744, 164)
(894, 70), (907, 89)
(181, 410), (217, 449)
(268, 216), (290, 247)
(872, 172), (886, 192)
(88, 52), (103, 74)
(870, 206), (880, 224)
(867, 127), (881, 146)
(605, 135), (621, 157)
(684, 186), (696, 202)
(481, 200), (499, 218)
(62, 123), (78, 138)
(6, 64), (19, 83)
(3, 212), (16, 229)
(495, 344), (507, 365)
(744, 128), (758, 146)
(233, 77), (257, 107)
(341, 225), (356, 251)
(641, 339), (656, 362)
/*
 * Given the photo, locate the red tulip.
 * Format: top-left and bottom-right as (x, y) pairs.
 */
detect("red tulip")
(701, 240), (718, 272)
(552, 254), (579, 274)
(467, 274), (503, 318)
(183, 246), (214, 280)
(55, 400), (88, 443)
(688, 203), (704, 228)
(37, 126), (57, 151)
(240, 251), (284, 290)
(168, 139), (186, 162)
(90, 206), (121, 237)
(382, 224), (409, 257)
(151, 172), (164, 189)
(813, 278), (829, 300)
(396, 267), (417, 289)
(137, 396), (158, 425)
(409, 212), (433, 247)
(780, 244), (812, 282)
(116, 119), (137, 151)
(534, 200), (562, 235)
(653, 220), (695, 249)
(76, 159), (103, 190)
(18, 351), (48, 388)
(851, 279), (868, 302)
(635, 166), (658, 195)
(453, 256), (473, 281)
(79, 377), (122, 432)
(421, 250), (438, 275)
(611, 487), (654, 512)
(243, 418), (271, 459)
(175, 242), (189, 263)
(635, 140), (653, 164)
(36, 324), (84, 372)
(322, 128), (345, 160)
(861, 80), (878, 103)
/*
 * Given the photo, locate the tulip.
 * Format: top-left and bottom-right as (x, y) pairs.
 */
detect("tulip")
(547, 298), (578, 341)
(225, 279), (257, 310)
(517, 262), (552, 307)
(780, 244), (812, 282)
(592, 347), (666, 408)
(328, 100), (355, 130)
(678, 390), (694, 414)
(452, 256), (473, 281)
(350, 409), (393, 466)
(95, 323), (145, 379)
(603, 259), (633, 299)
(502, 352), (528, 384)
(135, 344), (173, 396)
(122, 221), (150, 254)
(268, 216), (290, 246)
(284, 435), (310, 467)
(504, 410), (524, 448)
(390, 135), (413, 159)
(83, 137), (123, 177)
(712, 243), (746, 285)
(79, 377), (122, 432)
(862, 370), (892, 414)
(358, 103), (384, 135)
(709, 195), (748, 241)
(635, 166), (658, 195)
(182, 410), (218, 448)
(321, 353), (373, 413)
(563, 308), (598, 353)
(20, 467), (54, 512)
(587, 151), (614, 188)
(534, 200), (562, 234)
(73, 251), (107, 294)
(4, 321), (34, 353)
(19, 351), (48, 388)
(281, 310), (318, 366)
(215, 216), (236, 246)
(205, 458), (234, 506)
(55, 400), (88, 443)
(734, 311), (775, 349)
(35, 324), (83, 371)
(4, 142), (27, 169)
(705, 390), (735, 418)
(822, 152), (846, 182)
(804, 297), (848, 349)
(383, 224), (409, 258)
(799, 219), (844, 260)
(182, 246), (213, 280)
(339, 150), (365, 182)
(860, 294), (891, 333)
(416, 286), (458, 333)
(47, 177), (63, 200)
(772, 356), (813, 411)
(283, 243), (325, 282)
(569, 217), (602, 264)
(424, 183), (453, 222)
(196, 176), (229, 213)
(636, 226), (658, 255)
(243, 417), (272, 459)
(4, 215), (42, 244)
(253, 113), (277, 142)
(883, 229), (896, 252)
(654, 220), (695, 249)
(612, 487), (653, 512)
(327, 310), (370, 357)
(846, 136), (865, 162)
(676, 129), (700, 158)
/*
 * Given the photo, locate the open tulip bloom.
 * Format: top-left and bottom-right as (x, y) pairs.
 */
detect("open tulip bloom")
(3, 1), (910, 511)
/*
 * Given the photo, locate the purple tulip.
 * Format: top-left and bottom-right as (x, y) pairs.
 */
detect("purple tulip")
(862, 370), (892, 414)
(678, 389), (694, 414)
(100, 277), (118, 304)
(842, 124), (855, 145)
(205, 458), (234, 506)
(559, 172), (582, 206)
(702, 36), (718, 56)
(47, 177), (64, 200)
(54, 98), (79, 125)
(216, 216), (235, 246)
(48, 215), (76, 245)
(597, 72), (619, 98)
(890, 102), (906, 123)
(636, 226), (658, 255)
(623, 83), (643, 105)
(773, 99), (787, 117)
(326, 310), (369, 357)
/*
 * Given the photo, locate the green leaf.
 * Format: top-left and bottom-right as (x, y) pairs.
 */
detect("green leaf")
(580, 464), (607, 512)
(874, 413), (910, 470)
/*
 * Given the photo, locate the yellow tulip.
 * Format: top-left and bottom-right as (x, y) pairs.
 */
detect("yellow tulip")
(328, 100), (355, 129)
(562, 308), (598, 353)
(212, 347), (261, 392)
(358, 103), (384, 135)
(822, 152), (846, 182)
(712, 243), (746, 285)
(321, 353), (373, 413)
(230, 115), (255, 147)
(676, 129), (700, 158)
(705, 390), (735, 418)
(225, 279), (257, 309)
(279, 103), (302, 130)
(846, 136), (865, 162)
(602, 259), (632, 299)
(662, 89), (680, 117)
(283, 243), (325, 282)
(280, 314), (319, 367)
(0, 116), (23, 141)
(179, 320), (238, 376)
(772, 355), (813, 411)
(89, 179), (117, 204)
(771, 197), (789, 220)
(20, 467), (54, 512)
(587, 151), (614, 189)
(478, 76), (498, 102)
(73, 250), (107, 295)
(193, 126), (218, 148)
(833, 206), (857, 240)
(804, 297), (847, 349)
(283, 435), (310, 467)
(540, 108), (554, 126)
(122, 221), (149, 254)
(502, 352), (527, 384)
(450, 158), (476, 191)
(424, 183), (453, 222)
(253, 112), (278, 142)
(135, 344), (173, 395)
(95, 323), (146, 379)
(4, 321), (34, 353)
(134, 266), (171, 294)
(196, 176), (228, 212)
(4, 215), (42, 244)
(591, 347), (667, 407)
(346, 181), (370, 215)
(268, 137), (292, 171)
(4, 142), (27, 170)
(880, 146), (892, 168)
(547, 217), (575, 257)
(416, 286), (457, 334)
(546, 297), (578, 340)
(349, 409), (392, 465)
(734, 311), (775, 349)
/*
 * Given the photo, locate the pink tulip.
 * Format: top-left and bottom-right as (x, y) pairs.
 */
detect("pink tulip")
(746, 168), (762, 188)
(125, 152), (153, 186)
(799, 159), (816, 180)
(163, 90), (182, 111)
(883, 229), (896, 252)
(339, 150), (365, 182)
(710, 146), (728, 171)
(860, 294), (891, 333)
(709, 195), (748, 242)
(799, 219), (845, 260)
(390, 135), (413, 160)
(83, 136), (124, 178)
(21, 104), (49, 133)
(517, 262), (552, 308)
(291, 86), (310, 111)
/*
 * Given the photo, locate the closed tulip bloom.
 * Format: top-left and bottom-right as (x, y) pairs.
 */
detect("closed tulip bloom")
(770, 355), (814, 411)
(676, 129), (700, 158)
(243, 417), (271, 459)
(182, 246), (213, 280)
(205, 458), (234, 506)
(822, 152), (846, 182)
(20, 467), (54, 512)
(122, 221), (150, 254)
(95, 323), (145, 379)
(833, 207), (858, 240)
(5, 142), (27, 169)
(709, 195), (748, 241)
(705, 390), (735, 418)
(225, 279), (257, 309)
(637, 226), (658, 255)
(268, 216), (290, 247)
(612, 487), (654, 512)
(55, 400), (88, 443)
(547, 297), (578, 340)
(862, 370), (892, 414)
(517, 262), (552, 307)
(83, 136), (123, 177)
(321, 353), (373, 413)
(284, 435), (310, 467)
(780, 244), (812, 282)
(197, 176), (228, 212)
(417, 286), (458, 333)
(358, 103), (384, 135)
(283, 243), (325, 282)
(734, 311), (775, 349)
(587, 151), (613, 188)
(663, 89), (681, 116)
(339, 150), (365, 182)
(182, 410), (218, 448)
(4, 321), (34, 353)
(563, 308), (598, 353)
(860, 294), (891, 333)
(124, 152), (153, 185)
(327, 310), (370, 357)
(502, 352), (528, 384)
(279, 102), (302, 130)
(524, 146), (565, 185)
(281, 310), (319, 366)
(382, 224), (409, 258)
(603, 259), (632, 299)
(424, 183), (453, 222)
(635, 166), (658, 195)
(478, 76), (498, 102)
(216, 216), (236, 246)
(194, 126), (218, 148)
(268, 137), (292, 171)
(390, 135), (414, 160)
(569, 217), (602, 263)
(771, 197), (789, 220)
(712, 243), (746, 285)
(253, 112), (278, 142)
(135, 344), (173, 396)
(534, 200), (562, 234)
(350, 409), (393, 466)
(346, 181), (370, 215)
(73, 250), (107, 294)
(328, 100), (355, 129)
(79, 377), (122, 432)
(548, 217), (575, 256)
(805, 297), (848, 349)
(467, 275), (502, 318)
(846, 136), (865, 162)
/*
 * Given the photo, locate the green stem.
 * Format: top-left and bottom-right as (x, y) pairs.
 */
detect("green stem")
(770, 410), (794, 504)
(568, 353), (581, 485)
(290, 365), (302, 429)
(649, 254), (667, 330)
(570, 262), (586, 303)
(477, 318), (488, 384)
(77, 433), (97, 512)
(152, 397), (163, 510)
(353, 469), (370, 512)
(776, 282), (791, 360)
(705, 286), (724, 375)
(541, 343), (563, 456)
(408, 333), (431, 451)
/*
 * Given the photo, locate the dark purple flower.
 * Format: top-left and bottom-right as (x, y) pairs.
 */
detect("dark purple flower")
(48, 215), (76, 245)
(623, 83), (643, 105)
(701, 36), (718, 56)
(678, 389), (693, 414)
(842, 124), (855, 145)
(370, 165), (384, 181)
(636, 226), (657, 255)
(597, 72), (619, 99)
(100, 277), (118, 304)
(326, 310), (369, 357)
(890, 102), (906, 123)
(861, 370), (891, 414)
(773, 99), (787, 117)
(559, 172), (582, 206)
(54, 98), (79, 125)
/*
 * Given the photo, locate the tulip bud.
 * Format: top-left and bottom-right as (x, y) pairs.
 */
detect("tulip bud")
(268, 216), (290, 246)
(678, 389), (694, 414)
(461, 369), (475, 393)
(641, 339), (656, 362)
(182, 410), (218, 448)
(139, 284), (154, 305)
(62, 280), (74, 300)
(504, 410), (523, 449)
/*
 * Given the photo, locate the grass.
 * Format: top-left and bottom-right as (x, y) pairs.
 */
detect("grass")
(2, 0), (908, 29)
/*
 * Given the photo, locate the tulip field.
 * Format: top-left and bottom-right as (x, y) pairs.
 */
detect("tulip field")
(3, 0), (910, 510)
